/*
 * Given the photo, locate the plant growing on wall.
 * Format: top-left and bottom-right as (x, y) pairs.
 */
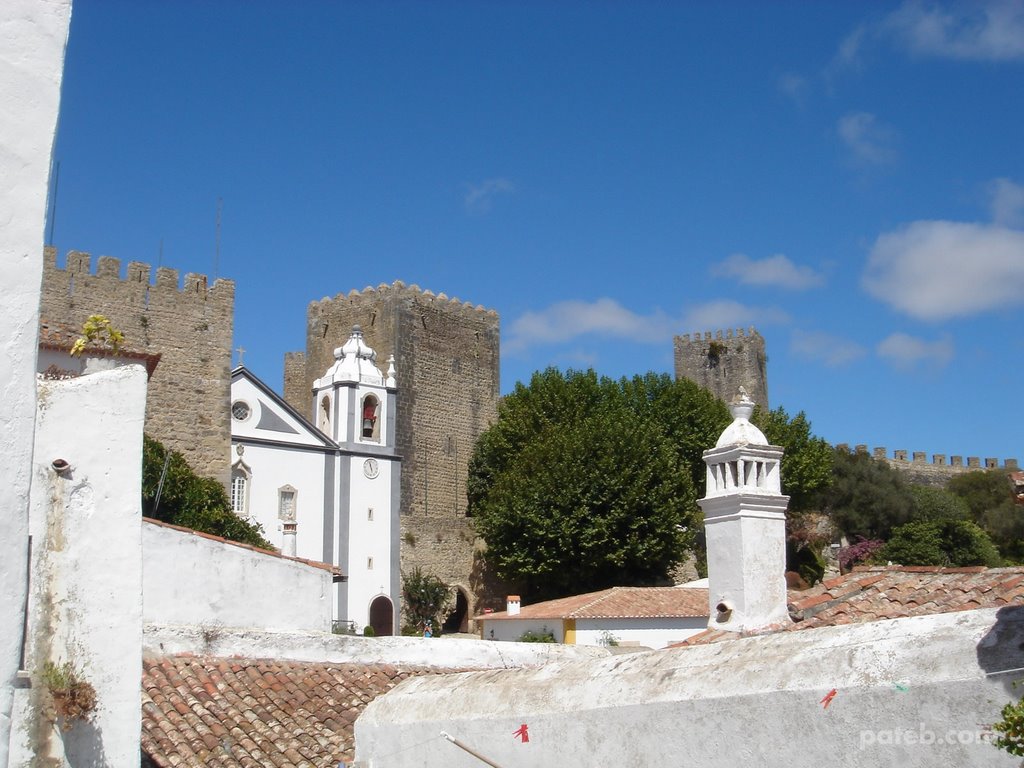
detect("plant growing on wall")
(992, 693), (1024, 757)
(42, 661), (97, 729)
(401, 567), (452, 636)
(70, 314), (124, 356)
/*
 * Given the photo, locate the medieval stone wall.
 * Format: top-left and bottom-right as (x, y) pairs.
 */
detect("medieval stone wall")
(40, 247), (234, 482)
(840, 444), (1020, 488)
(284, 282), (500, 614)
(674, 327), (769, 410)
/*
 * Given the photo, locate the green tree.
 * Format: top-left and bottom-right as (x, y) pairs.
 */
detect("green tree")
(819, 448), (915, 540)
(468, 369), (701, 601)
(947, 471), (1022, 562)
(143, 435), (271, 549)
(401, 567), (452, 635)
(753, 406), (834, 513)
(909, 485), (970, 522)
(876, 519), (1002, 567)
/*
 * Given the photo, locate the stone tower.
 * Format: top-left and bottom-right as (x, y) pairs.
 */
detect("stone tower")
(698, 389), (790, 633)
(40, 247), (234, 482)
(284, 282), (500, 625)
(674, 328), (768, 411)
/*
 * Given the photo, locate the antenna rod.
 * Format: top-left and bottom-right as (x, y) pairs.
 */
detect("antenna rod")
(214, 197), (222, 279)
(46, 160), (60, 245)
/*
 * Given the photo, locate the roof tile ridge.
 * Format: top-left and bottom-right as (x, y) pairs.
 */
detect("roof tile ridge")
(568, 587), (618, 618)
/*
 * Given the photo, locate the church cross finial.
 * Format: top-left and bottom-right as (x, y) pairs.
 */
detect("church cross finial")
(235, 346), (246, 366)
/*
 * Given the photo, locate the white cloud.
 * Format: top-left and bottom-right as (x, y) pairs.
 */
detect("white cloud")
(828, 24), (867, 77)
(883, 0), (1024, 61)
(876, 332), (954, 370)
(778, 73), (808, 105)
(505, 298), (788, 354)
(464, 177), (514, 213)
(505, 299), (678, 353)
(681, 300), (790, 332)
(990, 177), (1024, 228)
(790, 330), (867, 367)
(711, 253), (824, 290)
(863, 220), (1024, 320)
(837, 112), (897, 165)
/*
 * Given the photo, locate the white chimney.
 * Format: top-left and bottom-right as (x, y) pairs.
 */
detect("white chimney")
(506, 595), (521, 616)
(698, 388), (790, 633)
(282, 521), (297, 558)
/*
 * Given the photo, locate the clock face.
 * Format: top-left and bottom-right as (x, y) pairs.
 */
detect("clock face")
(363, 458), (380, 479)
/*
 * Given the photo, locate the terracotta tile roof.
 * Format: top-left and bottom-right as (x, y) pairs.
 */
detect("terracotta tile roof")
(674, 565), (1024, 647)
(38, 317), (161, 377)
(141, 655), (448, 767)
(477, 586), (709, 621)
(143, 518), (344, 579)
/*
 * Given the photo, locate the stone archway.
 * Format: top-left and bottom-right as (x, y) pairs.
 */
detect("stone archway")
(369, 595), (394, 637)
(442, 587), (470, 634)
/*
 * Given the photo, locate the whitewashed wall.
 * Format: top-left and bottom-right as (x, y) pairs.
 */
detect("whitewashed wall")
(479, 619), (567, 643)
(236, 442), (328, 558)
(16, 366), (147, 767)
(357, 608), (1024, 768)
(574, 617), (707, 649)
(142, 521), (334, 634)
(0, 2), (72, 763)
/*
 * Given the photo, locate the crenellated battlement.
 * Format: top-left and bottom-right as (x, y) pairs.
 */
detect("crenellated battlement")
(309, 279), (498, 318)
(674, 326), (769, 410)
(836, 444), (1019, 486)
(677, 327), (762, 343)
(41, 247), (234, 482)
(44, 246), (234, 301)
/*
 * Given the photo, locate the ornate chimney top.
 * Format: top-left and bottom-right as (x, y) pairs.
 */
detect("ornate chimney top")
(715, 388), (768, 449)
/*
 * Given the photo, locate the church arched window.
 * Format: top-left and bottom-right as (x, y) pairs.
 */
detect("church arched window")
(361, 395), (380, 441)
(230, 464), (250, 516)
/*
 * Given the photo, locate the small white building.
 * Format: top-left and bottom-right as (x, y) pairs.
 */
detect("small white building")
(476, 586), (710, 649)
(229, 326), (400, 635)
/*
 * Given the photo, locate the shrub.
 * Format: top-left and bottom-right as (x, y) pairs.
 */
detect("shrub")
(517, 627), (556, 643)
(877, 520), (1002, 568)
(362, 625), (376, 637)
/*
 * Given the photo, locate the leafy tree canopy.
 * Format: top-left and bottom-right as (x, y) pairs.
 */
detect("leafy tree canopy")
(818, 448), (915, 540)
(877, 519), (1002, 568)
(947, 471), (1022, 563)
(468, 369), (723, 601)
(909, 484), (970, 522)
(753, 406), (834, 512)
(143, 434), (271, 549)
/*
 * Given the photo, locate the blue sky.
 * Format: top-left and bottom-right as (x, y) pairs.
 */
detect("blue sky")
(50, 1), (1023, 463)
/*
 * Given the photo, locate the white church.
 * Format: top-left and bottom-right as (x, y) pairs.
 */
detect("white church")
(228, 326), (400, 635)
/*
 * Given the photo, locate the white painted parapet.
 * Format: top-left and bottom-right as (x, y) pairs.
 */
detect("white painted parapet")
(18, 365), (147, 767)
(355, 608), (1024, 767)
(0, 2), (72, 763)
(142, 520), (335, 634)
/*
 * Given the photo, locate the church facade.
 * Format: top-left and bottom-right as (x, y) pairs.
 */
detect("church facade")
(229, 327), (400, 635)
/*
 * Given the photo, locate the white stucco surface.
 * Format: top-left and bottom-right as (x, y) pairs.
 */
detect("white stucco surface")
(143, 624), (608, 668)
(356, 607), (1024, 767)
(0, 2), (72, 762)
(142, 521), (335, 633)
(481, 619), (567, 643)
(19, 366), (147, 767)
(574, 617), (707, 648)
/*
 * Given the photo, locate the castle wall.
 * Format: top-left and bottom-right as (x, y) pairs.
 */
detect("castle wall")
(840, 444), (1020, 488)
(674, 328), (769, 410)
(286, 282), (500, 617)
(40, 248), (234, 482)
